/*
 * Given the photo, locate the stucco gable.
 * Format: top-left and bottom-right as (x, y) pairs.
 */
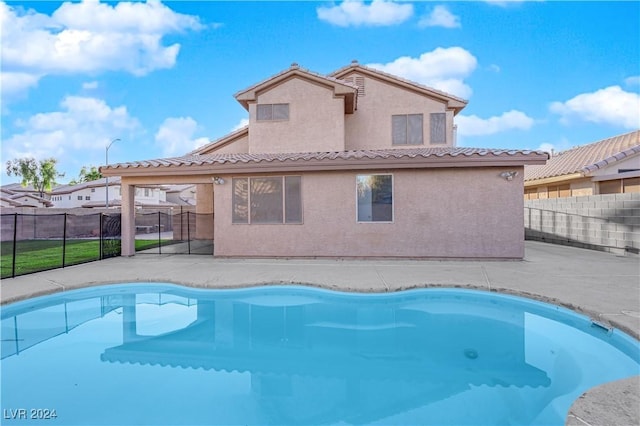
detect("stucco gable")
(234, 63), (358, 114)
(330, 61), (468, 115)
(190, 125), (248, 155)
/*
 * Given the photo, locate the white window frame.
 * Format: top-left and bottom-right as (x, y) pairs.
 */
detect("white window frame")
(356, 174), (394, 224)
(232, 176), (303, 225)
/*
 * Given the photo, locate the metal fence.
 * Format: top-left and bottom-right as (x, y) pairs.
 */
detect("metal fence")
(134, 211), (214, 255)
(1, 210), (214, 279)
(1, 212), (121, 279)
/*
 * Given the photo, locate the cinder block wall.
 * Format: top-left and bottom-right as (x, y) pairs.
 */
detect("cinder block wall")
(524, 193), (640, 255)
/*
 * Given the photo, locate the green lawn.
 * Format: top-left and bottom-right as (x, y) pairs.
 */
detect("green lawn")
(0, 239), (166, 278)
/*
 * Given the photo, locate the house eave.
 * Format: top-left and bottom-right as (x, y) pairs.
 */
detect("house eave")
(104, 154), (546, 179)
(524, 173), (584, 187)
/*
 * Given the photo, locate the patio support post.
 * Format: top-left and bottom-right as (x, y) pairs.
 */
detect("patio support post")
(121, 183), (136, 256)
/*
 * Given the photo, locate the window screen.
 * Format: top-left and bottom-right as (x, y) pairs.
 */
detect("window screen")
(284, 176), (302, 223)
(232, 178), (249, 223)
(430, 113), (446, 144)
(272, 104), (289, 120)
(250, 177), (283, 224)
(257, 105), (273, 121)
(233, 176), (302, 224)
(392, 114), (423, 145)
(256, 104), (289, 121)
(357, 175), (393, 222)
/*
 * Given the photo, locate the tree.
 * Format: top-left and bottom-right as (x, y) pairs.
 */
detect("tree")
(69, 166), (102, 185)
(6, 158), (64, 198)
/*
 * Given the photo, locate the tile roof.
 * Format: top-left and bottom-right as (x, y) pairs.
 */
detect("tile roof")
(50, 177), (122, 194)
(104, 147), (547, 173)
(524, 130), (640, 181)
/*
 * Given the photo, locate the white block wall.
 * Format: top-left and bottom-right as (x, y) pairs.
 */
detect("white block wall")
(524, 193), (640, 255)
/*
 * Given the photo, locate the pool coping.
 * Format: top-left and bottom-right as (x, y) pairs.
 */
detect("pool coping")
(1, 241), (639, 425)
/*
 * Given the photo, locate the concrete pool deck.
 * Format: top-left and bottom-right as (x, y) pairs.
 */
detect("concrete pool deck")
(1, 240), (638, 425)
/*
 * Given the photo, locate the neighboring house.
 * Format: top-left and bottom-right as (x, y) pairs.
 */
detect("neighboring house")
(102, 61), (547, 259)
(165, 184), (197, 206)
(524, 130), (640, 199)
(0, 187), (53, 208)
(50, 177), (173, 209)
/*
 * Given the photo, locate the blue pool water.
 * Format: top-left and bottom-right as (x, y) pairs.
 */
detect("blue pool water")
(2, 284), (639, 425)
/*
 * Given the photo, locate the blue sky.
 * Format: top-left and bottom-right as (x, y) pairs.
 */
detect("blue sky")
(2, 0), (639, 184)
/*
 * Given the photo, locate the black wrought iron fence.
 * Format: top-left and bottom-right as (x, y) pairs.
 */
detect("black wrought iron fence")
(1, 210), (214, 278)
(0, 212), (122, 279)
(134, 211), (214, 255)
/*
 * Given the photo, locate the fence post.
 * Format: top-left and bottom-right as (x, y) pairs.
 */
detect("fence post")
(62, 213), (67, 268)
(180, 206), (184, 240)
(100, 213), (104, 260)
(158, 211), (162, 255)
(187, 211), (191, 255)
(12, 213), (18, 278)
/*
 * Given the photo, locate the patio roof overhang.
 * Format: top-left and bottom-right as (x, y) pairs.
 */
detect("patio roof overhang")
(101, 148), (549, 181)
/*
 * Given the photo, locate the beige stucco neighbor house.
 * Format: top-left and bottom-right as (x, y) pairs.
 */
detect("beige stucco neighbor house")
(524, 130), (640, 199)
(101, 61), (548, 259)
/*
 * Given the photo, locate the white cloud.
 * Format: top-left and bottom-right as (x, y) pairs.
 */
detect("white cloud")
(536, 138), (572, 155)
(484, 0), (528, 7)
(418, 5), (460, 29)
(550, 86), (640, 129)
(317, 0), (413, 27)
(2, 96), (140, 174)
(456, 110), (534, 136)
(0, 71), (41, 97)
(155, 117), (209, 157)
(625, 76), (640, 86)
(537, 142), (555, 154)
(82, 81), (99, 90)
(367, 47), (477, 99)
(488, 64), (501, 73)
(0, 0), (203, 98)
(232, 118), (249, 131)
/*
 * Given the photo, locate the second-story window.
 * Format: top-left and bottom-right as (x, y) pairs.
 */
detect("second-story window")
(392, 114), (423, 145)
(257, 103), (289, 121)
(430, 112), (446, 144)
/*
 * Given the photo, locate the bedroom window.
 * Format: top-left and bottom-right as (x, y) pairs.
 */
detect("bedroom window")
(256, 104), (289, 121)
(430, 112), (446, 144)
(392, 114), (423, 145)
(233, 176), (302, 224)
(356, 174), (393, 222)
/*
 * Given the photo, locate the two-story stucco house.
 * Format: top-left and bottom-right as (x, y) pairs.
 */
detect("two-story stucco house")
(49, 177), (172, 209)
(102, 61), (547, 259)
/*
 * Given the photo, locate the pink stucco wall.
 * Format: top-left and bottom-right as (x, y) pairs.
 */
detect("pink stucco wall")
(342, 73), (454, 150)
(248, 78), (346, 153)
(213, 167), (525, 259)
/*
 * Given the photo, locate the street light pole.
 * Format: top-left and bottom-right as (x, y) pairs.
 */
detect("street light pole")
(105, 138), (120, 208)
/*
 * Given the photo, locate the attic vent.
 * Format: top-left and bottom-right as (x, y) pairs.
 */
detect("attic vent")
(344, 75), (365, 97)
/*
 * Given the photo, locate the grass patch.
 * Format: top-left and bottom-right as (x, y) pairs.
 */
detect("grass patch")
(0, 239), (167, 278)
(1, 240), (98, 278)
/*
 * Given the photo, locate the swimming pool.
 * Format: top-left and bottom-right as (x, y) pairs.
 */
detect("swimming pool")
(2, 284), (639, 425)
